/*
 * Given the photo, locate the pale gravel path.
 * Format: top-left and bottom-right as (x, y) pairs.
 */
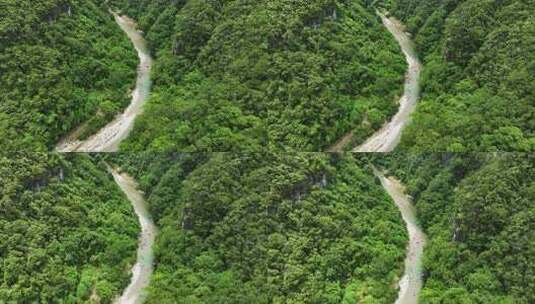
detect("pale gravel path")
(375, 169), (426, 304)
(354, 14), (421, 152)
(110, 168), (156, 304)
(57, 13), (152, 152)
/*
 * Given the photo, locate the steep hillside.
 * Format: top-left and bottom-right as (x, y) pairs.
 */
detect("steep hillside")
(113, 153), (408, 303)
(0, 0), (137, 151)
(387, 0), (535, 151)
(0, 153), (139, 302)
(384, 153), (535, 302)
(109, 0), (406, 151)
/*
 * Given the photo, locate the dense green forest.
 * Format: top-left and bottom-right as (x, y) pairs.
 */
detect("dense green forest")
(382, 153), (535, 303)
(2, 0), (534, 152)
(2, 152), (533, 303)
(0, 0), (137, 151)
(114, 153), (407, 303)
(0, 153), (139, 302)
(108, 0), (406, 151)
(384, 0), (535, 151)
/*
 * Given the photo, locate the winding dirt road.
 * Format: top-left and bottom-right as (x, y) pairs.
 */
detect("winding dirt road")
(57, 13), (152, 152)
(354, 13), (421, 152)
(110, 168), (156, 304)
(375, 169), (426, 304)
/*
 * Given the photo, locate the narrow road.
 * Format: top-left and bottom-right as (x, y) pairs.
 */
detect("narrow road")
(110, 168), (156, 304)
(374, 169), (426, 304)
(354, 13), (421, 152)
(57, 13), (152, 152)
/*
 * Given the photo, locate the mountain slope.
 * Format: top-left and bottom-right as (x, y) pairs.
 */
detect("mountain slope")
(109, 0), (406, 151)
(387, 0), (535, 151)
(0, 0), (137, 151)
(114, 153), (408, 303)
(384, 153), (535, 302)
(0, 153), (139, 303)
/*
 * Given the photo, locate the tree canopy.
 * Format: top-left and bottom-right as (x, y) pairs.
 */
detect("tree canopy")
(0, 0), (137, 151)
(113, 152), (408, 303)
(108, 0), (406, 151)
(384, 0), (535, 152)
(0, 153), (139, 303)
(382, 153), (535, 303)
